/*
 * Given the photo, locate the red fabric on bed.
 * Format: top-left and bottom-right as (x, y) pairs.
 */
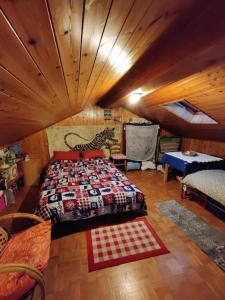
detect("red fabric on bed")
(53, 151), (80, 161)
(82, 150), (105, 159)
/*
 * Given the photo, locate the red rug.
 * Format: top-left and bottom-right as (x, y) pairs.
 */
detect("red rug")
(86, 217), (169, 271)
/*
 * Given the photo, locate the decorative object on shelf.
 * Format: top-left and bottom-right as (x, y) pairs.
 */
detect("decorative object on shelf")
(104, 109), (112, 120)
(5, 188), (15, 204)
(4, 149), (16, 166)
(8, 143), (23, 159)
(0, 164), (18, 181)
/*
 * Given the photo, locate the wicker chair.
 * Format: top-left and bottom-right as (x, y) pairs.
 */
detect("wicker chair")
(0, 213), (51, 300)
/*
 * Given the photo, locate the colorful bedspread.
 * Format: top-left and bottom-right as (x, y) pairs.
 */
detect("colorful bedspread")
(36, 158), (146, 222)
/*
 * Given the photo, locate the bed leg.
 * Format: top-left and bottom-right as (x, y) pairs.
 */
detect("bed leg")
(163, 164), (169, 183)
(181, 183), (186, 199)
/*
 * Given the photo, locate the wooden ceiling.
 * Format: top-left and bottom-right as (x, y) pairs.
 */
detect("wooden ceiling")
(0, 0), (225, 144)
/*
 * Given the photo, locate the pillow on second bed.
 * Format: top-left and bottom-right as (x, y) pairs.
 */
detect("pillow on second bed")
(82, 149), (105, 159)
(53, 151), (80, 161)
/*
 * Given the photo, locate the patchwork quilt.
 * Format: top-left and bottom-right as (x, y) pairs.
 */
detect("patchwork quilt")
(36, 158), (146, 223)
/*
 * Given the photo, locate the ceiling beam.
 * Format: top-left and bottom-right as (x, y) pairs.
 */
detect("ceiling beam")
(98, 0), (225, 108)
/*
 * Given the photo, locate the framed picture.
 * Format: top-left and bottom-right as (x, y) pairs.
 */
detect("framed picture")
(104, 109), (112, 120)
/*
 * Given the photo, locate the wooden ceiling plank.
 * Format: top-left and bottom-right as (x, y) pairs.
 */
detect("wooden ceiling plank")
(77, 0), (113, 107)
(0, 91), (56, 124)
(0, 65), (66, 117)
(88, 0), (174, 101)
(95, 0), (195, 99)
(137, 63), (225, 110)
(135, 39), (225, 103)
(0, 9), (69, 111)
(1, 0), (71, 110)
(83, 0), (143, 104)
(93, 0), (194, 102)
(47, 0), (84, 111)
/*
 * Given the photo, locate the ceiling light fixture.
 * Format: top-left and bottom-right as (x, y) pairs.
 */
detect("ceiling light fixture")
(129, 89), (144, 104)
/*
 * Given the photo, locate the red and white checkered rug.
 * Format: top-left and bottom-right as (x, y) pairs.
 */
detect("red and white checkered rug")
(86, 217), (169, 271)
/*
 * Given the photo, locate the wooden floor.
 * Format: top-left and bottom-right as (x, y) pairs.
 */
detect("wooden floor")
(3, 170), (225, 300)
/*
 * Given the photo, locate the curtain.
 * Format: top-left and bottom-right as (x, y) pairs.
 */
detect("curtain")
(125, 124), (159, 161)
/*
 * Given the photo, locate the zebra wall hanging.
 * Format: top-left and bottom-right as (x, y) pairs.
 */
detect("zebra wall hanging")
(64, 128), (118, 151)
(46, 125), (121, 157)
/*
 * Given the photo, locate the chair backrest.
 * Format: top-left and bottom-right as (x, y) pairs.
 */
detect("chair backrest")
(0, 226), (9, 255)
(109, 144), (121, 155)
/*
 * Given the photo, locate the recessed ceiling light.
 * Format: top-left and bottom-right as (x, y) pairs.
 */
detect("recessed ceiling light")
(129, 89), (143, 104)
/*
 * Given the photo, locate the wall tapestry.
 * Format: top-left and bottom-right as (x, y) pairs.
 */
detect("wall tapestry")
(46, 125), (121, 157)
(125, 124), (159, 161)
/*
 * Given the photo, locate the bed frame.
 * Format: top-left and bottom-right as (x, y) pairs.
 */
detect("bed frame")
(181, 183), (225, 222)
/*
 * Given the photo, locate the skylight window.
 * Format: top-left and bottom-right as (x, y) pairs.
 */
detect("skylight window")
(163, 100), (218, 124)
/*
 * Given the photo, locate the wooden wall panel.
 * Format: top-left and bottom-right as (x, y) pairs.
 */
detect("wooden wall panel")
(182, 138), (225, 158)
(22, 106), (145, 168)
(21, 130), (50, 168)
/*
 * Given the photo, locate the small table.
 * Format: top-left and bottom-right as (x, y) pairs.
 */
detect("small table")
(111, 153), (127, 173)
(162, 152), (222, 182)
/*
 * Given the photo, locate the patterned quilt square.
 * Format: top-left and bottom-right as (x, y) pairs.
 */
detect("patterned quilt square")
(102, 193), (115, 205)
(63, 199), (78, 212)
(61, 191), (76, 200)
(115, 192), (127, 204)
(48, 193), (62, 203)
(88, 189), (101, 197)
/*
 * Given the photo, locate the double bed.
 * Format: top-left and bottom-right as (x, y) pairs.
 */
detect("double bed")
(36, 157), (146, 223)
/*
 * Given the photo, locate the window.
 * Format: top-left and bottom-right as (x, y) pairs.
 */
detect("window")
(162, 100), (218, 124)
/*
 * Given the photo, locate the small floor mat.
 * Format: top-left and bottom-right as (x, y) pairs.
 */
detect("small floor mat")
(156, 200), (225, 272)
(86, 217), (169, 271)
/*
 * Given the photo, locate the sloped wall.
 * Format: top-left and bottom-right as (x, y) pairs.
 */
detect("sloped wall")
(182, 138), (225, 158)
(22, 106), (146, 168)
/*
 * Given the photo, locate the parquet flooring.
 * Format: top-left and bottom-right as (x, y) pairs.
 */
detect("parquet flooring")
(3, 171), (225, 299)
